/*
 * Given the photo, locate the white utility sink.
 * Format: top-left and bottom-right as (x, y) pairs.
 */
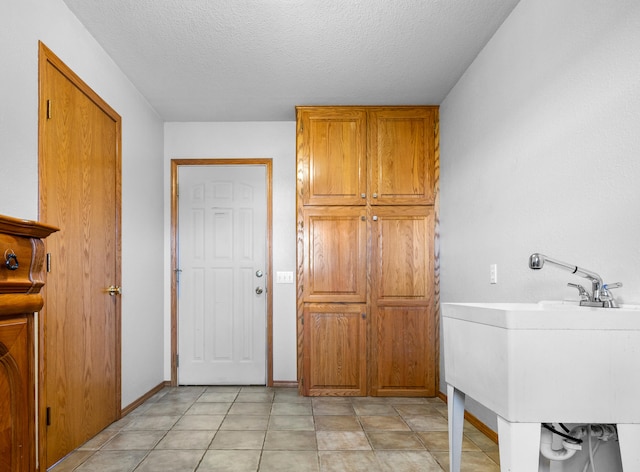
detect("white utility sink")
(442, 301), (640, 472)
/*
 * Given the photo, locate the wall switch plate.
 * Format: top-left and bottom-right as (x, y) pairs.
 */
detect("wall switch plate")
(490, 264), (498, 284)
(276, 271), (294, 284)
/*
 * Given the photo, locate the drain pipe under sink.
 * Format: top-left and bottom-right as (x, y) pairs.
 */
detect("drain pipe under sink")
(540, 426), (585, 461)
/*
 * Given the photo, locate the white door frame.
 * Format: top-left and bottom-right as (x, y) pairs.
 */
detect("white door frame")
(171, 158), (273, 386)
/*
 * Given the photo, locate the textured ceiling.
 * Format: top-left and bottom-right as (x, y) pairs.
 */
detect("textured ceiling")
(61, 0), (520, 121)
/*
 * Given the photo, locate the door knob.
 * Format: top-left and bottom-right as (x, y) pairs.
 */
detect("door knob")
(255, 286), (264, 295)
(106, 285), (122, 296)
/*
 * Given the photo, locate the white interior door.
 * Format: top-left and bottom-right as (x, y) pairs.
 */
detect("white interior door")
(178, 165), (267, 385)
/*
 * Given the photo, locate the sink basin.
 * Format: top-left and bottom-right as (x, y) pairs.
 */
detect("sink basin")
(443, 301), (640, 423)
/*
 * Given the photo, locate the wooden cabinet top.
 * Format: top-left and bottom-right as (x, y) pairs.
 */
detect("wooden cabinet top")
(0, 214), (59, 239)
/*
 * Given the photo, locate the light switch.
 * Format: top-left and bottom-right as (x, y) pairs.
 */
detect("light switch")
(276, 271), (294, 284)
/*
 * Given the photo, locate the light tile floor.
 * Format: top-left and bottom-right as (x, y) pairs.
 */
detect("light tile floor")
(50, 386), (499, 472)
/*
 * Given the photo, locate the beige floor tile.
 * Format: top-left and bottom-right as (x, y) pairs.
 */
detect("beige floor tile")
(403, 415), (449, 432)
(352, 403), (399, 416)
(466, 431), (499, 452)
(123, 414), (181, 431)
(173, 414), (225, 430)
(417, 431), (481, 452)
(314, 415), (362, 431)
(102, 430), (165, 450)
(77, 429), (119, 450)
(268, 415), (315, 431)
(144, 401), (193, 416)
(210, 430), (266, 450)
(259, 451), (319, 472)
(271, 402), (313, 415)
(264, 430), (317, 450)
(49, 450), (94, 471)
(376, 450), (444, 472)
(198, 392), (239, 403)
(431, 451), (500, 472)
(229, 402), (273, 415)
(274, 389), (312, 403)
(187, 402), (232, 415)
(316, 431), (371, 451)
(205, 386), (242, 393)
(318, 451), (381, 472)
(387, 397), (430, 405)
(197, 450), (261, 471)
(156, 430), (216, 449)
(394, 404), (441, 417)
(360, 415), (411, 431)
(366, 432), (425, 450)
(313, 402), (356, 416)
(135, 449), (205, 472)
(236, 392), (274, 403)
(74, 450), (147, 472)
(219, 415), (270, 431)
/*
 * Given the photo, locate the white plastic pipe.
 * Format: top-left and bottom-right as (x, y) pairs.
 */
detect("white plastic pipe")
(540, 426), (584, 462)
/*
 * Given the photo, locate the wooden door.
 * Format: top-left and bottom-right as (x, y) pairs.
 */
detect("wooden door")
(297, 107), (367, 206)
(368, 107), (436, 205)
(302, 207), (367, 303)
(39, 43), (121, 467)
(303, 303), (367, 396)
(178, 165), (267, 385)
(370, 206), (436, 396)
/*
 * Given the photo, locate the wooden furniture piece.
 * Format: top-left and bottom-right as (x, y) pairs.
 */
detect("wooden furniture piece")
(296, 106), (439, 396)
(0, 215), (57, 472)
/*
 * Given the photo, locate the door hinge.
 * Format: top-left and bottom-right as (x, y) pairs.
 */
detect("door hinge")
(46, 99), (52, 119)
(301, 315), (304, 325)
(46, 253), (51, 272)
(46, 407), (51, 426)
(175, 354), (179, 368)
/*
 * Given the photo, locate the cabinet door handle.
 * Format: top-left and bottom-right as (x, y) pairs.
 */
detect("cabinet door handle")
(4, 250), (18, 270)
(372, 216), (378, 221)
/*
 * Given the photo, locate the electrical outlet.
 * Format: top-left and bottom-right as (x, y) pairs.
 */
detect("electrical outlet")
(490, 264), (498, 284)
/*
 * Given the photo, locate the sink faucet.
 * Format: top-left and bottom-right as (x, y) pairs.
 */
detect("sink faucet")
(528, 253), (621, 308)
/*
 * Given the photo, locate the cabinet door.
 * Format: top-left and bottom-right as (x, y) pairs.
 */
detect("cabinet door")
(302, 207), (367, 303)
(297, 107), (367, 205)
(368, 107), (437, 205)
(370, 206), (436, 396)
(0, 315), (33, 472)
(303, 303), (367, 396)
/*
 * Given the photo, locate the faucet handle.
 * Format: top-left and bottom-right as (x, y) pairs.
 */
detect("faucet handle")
(567, 283), (591, 301)
(603, 282), (623, 290)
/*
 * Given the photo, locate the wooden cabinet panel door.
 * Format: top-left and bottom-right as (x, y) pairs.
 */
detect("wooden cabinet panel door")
(302, 207), (367, 303)
(303, 304), (367, 396)
(0, 316), (33, 472)
(370, 206), (436, 396)
(368, 107), (437, 205)
(297, 107), (367, 206)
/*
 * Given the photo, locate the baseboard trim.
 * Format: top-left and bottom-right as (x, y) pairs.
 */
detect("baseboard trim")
(437, 391), (498, 444)
(272, 380), (298, 388)
(121, 381), (170, 417)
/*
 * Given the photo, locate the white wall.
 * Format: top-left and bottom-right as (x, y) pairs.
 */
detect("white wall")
(164, 122), (298, 382)
(440, 0), (640, 470)
(1, 0), (166, 407)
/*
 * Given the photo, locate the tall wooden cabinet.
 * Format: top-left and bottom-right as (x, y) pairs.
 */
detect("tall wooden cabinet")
(296, 106), (438, 397)
(0, 215), (57, 471)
